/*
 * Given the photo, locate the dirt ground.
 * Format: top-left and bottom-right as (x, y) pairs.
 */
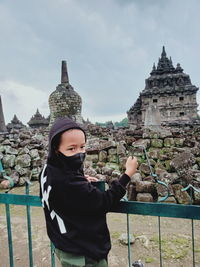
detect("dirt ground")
(0, 182), (200, 267)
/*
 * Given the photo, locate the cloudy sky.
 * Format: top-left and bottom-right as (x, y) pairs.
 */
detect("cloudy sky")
(0, 0), (200, 125)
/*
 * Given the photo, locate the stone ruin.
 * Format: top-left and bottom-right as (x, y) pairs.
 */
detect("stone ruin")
(0, 59), (85, 188)
(48, 60), (83, 127)
(0, 53), (200, 205)
(27, 109), (49, 128)
(0, 128), (48, 187)
(84, 125), (200, 205)
(7, 115), (26, 131)
(127, 46), (200, 129)
(0, 123), (200, 205)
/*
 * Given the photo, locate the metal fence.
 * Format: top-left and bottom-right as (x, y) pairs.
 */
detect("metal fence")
(0, 181), (200, 267)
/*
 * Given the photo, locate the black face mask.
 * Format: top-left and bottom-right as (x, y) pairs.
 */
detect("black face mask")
(57, 152), (86, 171)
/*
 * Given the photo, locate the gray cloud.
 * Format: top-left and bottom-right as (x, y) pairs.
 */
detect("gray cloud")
(0, 0), (199, 124)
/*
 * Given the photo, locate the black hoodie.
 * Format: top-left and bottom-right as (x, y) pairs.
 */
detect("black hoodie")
(39, 117), (130, 261)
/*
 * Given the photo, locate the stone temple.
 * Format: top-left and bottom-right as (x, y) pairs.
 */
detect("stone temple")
(49, 61), (83, 127)
(27, 109), (49, 128)
(7, 114), (26, 130)
(127, 46), (199, 129)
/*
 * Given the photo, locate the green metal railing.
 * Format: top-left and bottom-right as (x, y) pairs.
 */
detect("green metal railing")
(0, 181), (200, 267)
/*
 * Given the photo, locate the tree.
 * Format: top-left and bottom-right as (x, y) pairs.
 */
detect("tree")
(114, 117), (128, 127)
(95, 117), (128, 128)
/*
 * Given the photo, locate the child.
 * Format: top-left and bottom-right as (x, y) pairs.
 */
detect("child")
(39, 117), (138, 267)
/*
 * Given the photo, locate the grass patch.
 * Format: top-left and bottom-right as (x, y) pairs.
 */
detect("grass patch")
(171, 237), (190, 246)
(163, 247), (188, 260)
(111, 232), (120, 239)
(144, 257), (155, 263)
(150, 235), (167, 245)
(150, 235), (190, 260)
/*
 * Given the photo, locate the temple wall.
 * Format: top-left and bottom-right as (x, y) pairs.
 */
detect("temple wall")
(1, 125), (200, 205)
(140, 91), (199, 124)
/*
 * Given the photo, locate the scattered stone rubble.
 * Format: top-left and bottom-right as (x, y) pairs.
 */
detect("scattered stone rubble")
(0, 128), (48, 187)
(84, 124), (200, 205)
(0, 124), (200, 205)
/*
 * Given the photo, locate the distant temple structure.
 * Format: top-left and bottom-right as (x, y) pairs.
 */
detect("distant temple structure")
(127, 46), (199, 128)
(27, 109), (49, 128)
(7, 115), (26, 130)
(48, 61), (83, 127)
(0, 96), (7, 133)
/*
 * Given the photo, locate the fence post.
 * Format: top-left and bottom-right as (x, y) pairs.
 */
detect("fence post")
(191, 219), (195, 267)
(158, 216), (163, 267)
(127, 213), (132, 267)
(5, 203), (14, 267)
(25, 183), (33, 267)
(51, 242), (56, 267)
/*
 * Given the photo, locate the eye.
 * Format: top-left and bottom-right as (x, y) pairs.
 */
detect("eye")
(68, 147), (75, 151)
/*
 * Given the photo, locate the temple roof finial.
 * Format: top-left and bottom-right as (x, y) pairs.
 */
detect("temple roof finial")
(13, 114), (18, 120)
(150, 63), (157, 75)
(154, 46), (175, 75)
(61, 60), (69, 84)
(161, 46), (166, 58)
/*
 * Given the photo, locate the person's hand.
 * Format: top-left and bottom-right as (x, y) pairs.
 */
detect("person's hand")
(125, 156), (138, 177)
(85, 175), (99, 182)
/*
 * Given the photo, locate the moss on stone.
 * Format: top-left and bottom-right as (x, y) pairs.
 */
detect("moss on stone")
(164, 160), (172, 171)
(155, 160), (165, 170)
(164, 138), (175, 147)
(196, 157), (200, 167)
(151, 139), (163, 148)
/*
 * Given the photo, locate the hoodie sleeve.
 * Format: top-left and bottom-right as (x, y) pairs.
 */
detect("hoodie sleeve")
(51, 173), (130, 215)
